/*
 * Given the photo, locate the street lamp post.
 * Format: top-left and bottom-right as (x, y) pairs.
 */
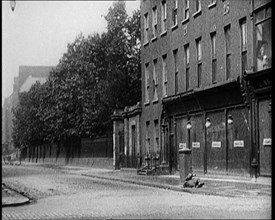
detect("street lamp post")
(10, 0), (16, 11)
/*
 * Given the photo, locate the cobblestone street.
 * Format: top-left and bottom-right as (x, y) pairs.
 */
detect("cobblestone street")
(2, 164), (271, 219)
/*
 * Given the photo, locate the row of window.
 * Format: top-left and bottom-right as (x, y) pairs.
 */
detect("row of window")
(145, 120), (159, 156)
(144, 0), (216, 44)
(144, 19), (248, 105)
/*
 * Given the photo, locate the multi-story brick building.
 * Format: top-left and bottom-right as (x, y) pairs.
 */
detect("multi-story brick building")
(2, 66), (54, 155)
(140, 0), (271, 177)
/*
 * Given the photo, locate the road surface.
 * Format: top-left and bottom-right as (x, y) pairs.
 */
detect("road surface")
(2, 164), (271, 219)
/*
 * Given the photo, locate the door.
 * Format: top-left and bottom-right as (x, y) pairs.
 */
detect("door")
(227, 107), (250, 176)
(175, 116), (188, 170)
(206, 111), (226, 174)
(258, 99), (272, 176)
(190, 114), (204, 173)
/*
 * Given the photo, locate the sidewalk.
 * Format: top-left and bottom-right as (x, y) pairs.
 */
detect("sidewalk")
(48, 164), (271, 198)
(2, 184), (30, 207)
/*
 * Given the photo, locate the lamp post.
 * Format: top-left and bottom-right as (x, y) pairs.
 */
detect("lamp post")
(186, 120), (192, 149)
(227, 115), (233, 125)
(10, 0), (16, 11)
(205, 117), (211, 128)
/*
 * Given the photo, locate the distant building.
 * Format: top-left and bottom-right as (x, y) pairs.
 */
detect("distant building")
(139, 0), (271, 177)
(2, 66), (54, 154)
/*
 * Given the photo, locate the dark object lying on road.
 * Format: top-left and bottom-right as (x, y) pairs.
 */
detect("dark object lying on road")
(183, 173), (205, 188)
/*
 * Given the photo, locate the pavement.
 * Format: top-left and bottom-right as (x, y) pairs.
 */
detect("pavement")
(2, 161), (272, 207)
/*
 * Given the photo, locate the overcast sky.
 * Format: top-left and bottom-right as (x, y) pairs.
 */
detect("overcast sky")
(2, 0), (140, 106)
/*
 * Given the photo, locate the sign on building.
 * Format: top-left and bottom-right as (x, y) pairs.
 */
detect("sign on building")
(233, 140), (244, 147)
(212, 141), (221, 148)
(179, 143), (186, 149)
(192, 142), (200, 148)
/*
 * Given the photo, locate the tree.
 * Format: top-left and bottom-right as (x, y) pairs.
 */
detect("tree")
(12, 1), (141, 154)
(104, 1), (141, 109)
(12, 82), (46, 149)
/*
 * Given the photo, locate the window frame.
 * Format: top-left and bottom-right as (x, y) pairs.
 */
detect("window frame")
(193, 0), (202, 18)
(183, 0), (190, 22)
(172, 0), (178, 27)
(254, 4), (272, 71)
(210, 32), (217, 83)
(239, 17), (247, 75)
(153, 59), (158, 102)
(161, 0), (167, 34)
(173, 49), (179, 94)
(144, 13), (149, 44)
(196, 37), (202, 87)
(152, 6), (158, 40)
(184, 44), (190, 91)
(162, 54), (168, 97)
(154, 119), (159, 154)
(224, 24), (231, 79)
(144, 63), (150, 104)
(146, 121), (151, 155)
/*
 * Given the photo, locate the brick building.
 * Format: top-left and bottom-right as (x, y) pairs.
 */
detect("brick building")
(140, 0), (271, 177)
(2, 66), (54, 155)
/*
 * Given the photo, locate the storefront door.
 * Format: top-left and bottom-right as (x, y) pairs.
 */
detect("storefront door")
(258, 99), (272, 176)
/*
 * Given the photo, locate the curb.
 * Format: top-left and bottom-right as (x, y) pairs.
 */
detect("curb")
(2, 183), (36, 207)
(81, 173), (236, 198)
(2, 199), (30, 208)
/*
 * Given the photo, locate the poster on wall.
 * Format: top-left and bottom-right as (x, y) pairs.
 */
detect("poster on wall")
(234, 140), (244, 147)
(212, 141), (221, 148)
(192, 142), (200, 148)
(179, 143), (186, 149)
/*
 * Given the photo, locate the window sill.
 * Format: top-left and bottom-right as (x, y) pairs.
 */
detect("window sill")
(152, 99), (159, 104)
(208, 2), (216, 9)
(160, 31), (167, 37)
(144, 101), (150, 106)
(143, 41), (149, 47)
(171, 24), (178, 31)
(192, 9), (202, 18)
(151, 36), (157, 42)
(182, 17), (189, 25)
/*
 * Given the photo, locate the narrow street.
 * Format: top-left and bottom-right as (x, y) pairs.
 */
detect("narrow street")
(2, 164), (271, 219)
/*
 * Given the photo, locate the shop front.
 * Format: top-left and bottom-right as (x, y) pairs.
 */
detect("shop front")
(163, 79), (252, 176)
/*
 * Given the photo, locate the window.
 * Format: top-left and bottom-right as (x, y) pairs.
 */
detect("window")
(255, 5), (272, 71)
(184, 44), (190, 90)
(224, 25), (231, 79)
(162, 54), (168, 97)
(153, 59), (158, 101)
(195, 0), (201, 12)
(144, 13), (149, 43)
(146, 121), (150, 155)
(173, 49), (179, 94)
(210, 32), (217, 83)
(152, 7), (157, 39)
(183, 0), (189, 20)
(240, 18), (247, 75)
(172, 0), (178, 26)
(161, 1), (167, 33)
(208, 0), (216, 9)
(154, 120), (159, 154)
(145, 63), (150, 103)
(196, 37), (202, 87)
